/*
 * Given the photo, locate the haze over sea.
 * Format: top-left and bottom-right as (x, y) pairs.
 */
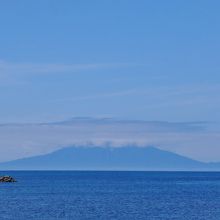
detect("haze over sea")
(1, 171), (220, 220)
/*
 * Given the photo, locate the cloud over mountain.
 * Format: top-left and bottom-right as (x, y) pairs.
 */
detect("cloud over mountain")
(0, 118), (219, 163)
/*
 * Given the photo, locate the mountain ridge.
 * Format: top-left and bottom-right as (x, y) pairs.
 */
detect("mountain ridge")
(0, 146), (220, 171)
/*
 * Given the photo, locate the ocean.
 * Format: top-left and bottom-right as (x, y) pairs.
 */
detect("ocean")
(0, 171), (220, 219)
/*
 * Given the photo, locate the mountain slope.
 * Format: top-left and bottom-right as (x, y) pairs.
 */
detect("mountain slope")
(0, 146), (219, 171)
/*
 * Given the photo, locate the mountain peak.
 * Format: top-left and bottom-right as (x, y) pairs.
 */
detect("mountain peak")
(1, 145), (219, 171)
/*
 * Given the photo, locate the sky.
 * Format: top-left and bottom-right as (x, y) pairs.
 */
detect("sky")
(0, 1), (220, 162)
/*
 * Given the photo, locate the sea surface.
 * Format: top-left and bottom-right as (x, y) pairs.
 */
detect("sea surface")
(0, 171), (220, 220)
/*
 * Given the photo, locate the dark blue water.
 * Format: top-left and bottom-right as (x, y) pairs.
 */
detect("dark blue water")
(0, 172), (220, 220)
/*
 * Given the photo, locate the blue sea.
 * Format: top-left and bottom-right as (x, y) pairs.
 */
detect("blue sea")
(0, 171), (220, 220)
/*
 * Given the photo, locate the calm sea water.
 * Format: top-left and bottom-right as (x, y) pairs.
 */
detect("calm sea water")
(0, 171), (220, 220)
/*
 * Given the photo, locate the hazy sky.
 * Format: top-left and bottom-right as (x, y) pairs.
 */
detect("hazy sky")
(0, 119), (220, 163)
(0, 0), (220, 123)
(0, 1), (220, 162)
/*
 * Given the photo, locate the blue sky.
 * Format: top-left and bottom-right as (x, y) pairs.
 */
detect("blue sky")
(0, 1), (220, 162)
(0, 0), (220, 123)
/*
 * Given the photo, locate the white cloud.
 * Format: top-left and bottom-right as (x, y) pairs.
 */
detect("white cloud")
(0, 60), (137, 76)
(0, 60), (142, 86)
(51, 83), (220, 112)
(0, 118), (219, 163)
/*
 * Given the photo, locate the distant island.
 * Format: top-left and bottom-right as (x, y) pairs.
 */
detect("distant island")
(0, 146), (220, 171)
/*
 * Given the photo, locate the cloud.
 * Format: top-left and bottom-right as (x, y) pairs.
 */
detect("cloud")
(0, 118), (219, 163)
(0, 60), (142, 86)
(51, 83), (220, 112)
(53, 89), (140, 102)
(0, 60), (138, 76)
